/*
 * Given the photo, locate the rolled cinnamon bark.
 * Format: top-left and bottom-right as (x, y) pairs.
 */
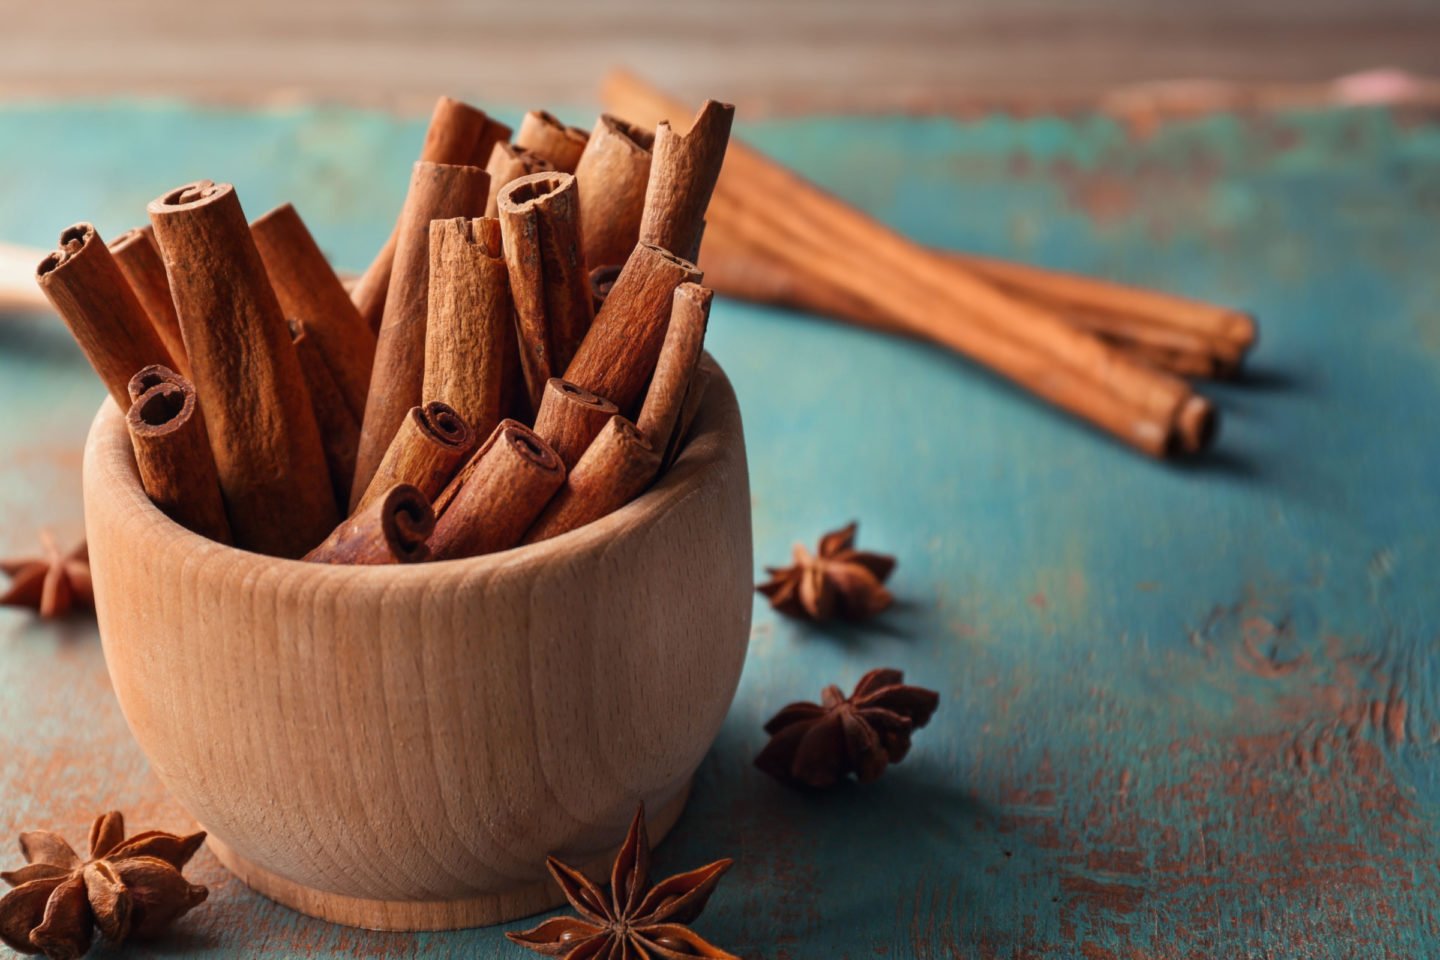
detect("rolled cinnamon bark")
(423, 217), (514, 441)
(563, 242), (702, 414)
(355, 400), (475, 512)
(351, 97), (504, 332)
(290, 318), (360, 511)
(484, 142), (554, 217)
(107, 226), (189, 379)
(574, 114), (654, 270)
(127, 363), (186, 404)
(588, 263), (622, 312)
(664, 356), (714, 470)
(514, 110), (588, 173)
(147, 180), (338, 556)
(126, 378), (231, 544)
(639, 99), (733, 262)
(496, 172), (594, 411)
(523, 415), (660, 544)
(252, 203), (376, 419)
(637, 283), (710, 451)
(35, 223), (178, 408)
(303, 483), (434, 565)
(429, 419), (566, 560)
(352, 161), (490, 503)
(532, 378), (619, 470)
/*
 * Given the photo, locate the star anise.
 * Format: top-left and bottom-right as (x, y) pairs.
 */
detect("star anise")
(0, 533), (92, 619)
(0, 812), (207, 960)
(507, 805), (738, 959)
(756, 522), (894, 622)
(756, 668), (939, 789)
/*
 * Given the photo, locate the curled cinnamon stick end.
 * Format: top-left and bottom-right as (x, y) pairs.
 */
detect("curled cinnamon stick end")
(532, 378), (620, 470)
(497, 171), (595, 411)
(430, 420), (566, 560)
(484, 142), (554, 218)
(355, 400), (475, 512)
(108, 225), (189, 379)
(523, 416), (660, 544)
(303, 483), (435, 565)
(640, 99), (734, 262)
(637, 283), (711, 453)
(36, 222), (178, 408)
(127, 363), (185, 404)
(588, 264), (622, 313)
(515, 110), (589, 173)
(290, 318), (361, 512)
(564, 242), (702, 414)
(1175, 396), (1217, 456)
(126, 378), (232, 544)
(575, 114), (655, 270)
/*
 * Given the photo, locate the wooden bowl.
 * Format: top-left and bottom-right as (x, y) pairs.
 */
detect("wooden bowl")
(81, 363), (752, 931)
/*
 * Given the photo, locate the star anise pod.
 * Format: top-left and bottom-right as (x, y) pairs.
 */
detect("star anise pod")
(0, 532), (92, 619)
(507, 805), (738, 959)
(756, 668), (939, 789)
(0, 812), (207, 960)
(756, 522), (894, 622)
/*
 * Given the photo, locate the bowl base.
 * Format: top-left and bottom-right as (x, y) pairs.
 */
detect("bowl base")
(206, 780), (693, 931)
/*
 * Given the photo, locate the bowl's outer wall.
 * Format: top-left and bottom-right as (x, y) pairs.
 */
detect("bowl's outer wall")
(84, 368), (752, 903)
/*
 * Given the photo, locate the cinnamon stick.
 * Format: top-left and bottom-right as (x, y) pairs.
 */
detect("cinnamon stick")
(484, 142), (554, 218)
(147, 180), (338, 556)
(639, 99), (734, 262)
(523, 415), (660, 544)
(125, 377), (231, 544)
(532, 377), (619, 470)
(107, 226), (189, 378)
(352, 160), (490, 503)
(252, 203), (376, 419)
(637, 283), (710, 451)
(664, 355), (714, 470)
(429, 419), (565, 560)
(563, 242), (702, 414)
(496, 171), (594, 411)
(354, 400), (475, 512)
(423, 217), (514, 440)
(127, 363), (186, 403)
(574, 114), (654, 270)
(35, 223), (177, 408)
(290, 318), (360, 511)
(514, 110), (588, 173)
(588, 263), (622, 312)
(303, 482), (434, 565)
(351, 97), (506, 332)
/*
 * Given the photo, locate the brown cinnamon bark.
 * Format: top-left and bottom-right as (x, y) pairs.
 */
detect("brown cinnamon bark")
(496, 171), (594, 411)
(352, 161), (490, 503)
(588, 263), (622, 312)
(351, 97), (505, 332)
(126, 378), (232, 544)
(429, 419), (566, 559)
(147, 180), (338, 556)
(664, 355), (714, 470)
(127, 363), (186, 403)
(532, 378), (619, 470)
(637, 283), (710, 451)
(523, 415), (660, 544)
(423, 217), (514, 441)
(484, 142), (554, 217)
(574, 114), (654, 270)
(252, 203), (376, 419)
(354, 400), (475, 512)
(107, 226), (189, 379)
(290, 318), (360, 511)
(563, 242), (702, 414)
(514, 110), (588, 173)
(639, 99), (733, 263)
(303, 483), (434, 565)
(35, 223), (177, 408)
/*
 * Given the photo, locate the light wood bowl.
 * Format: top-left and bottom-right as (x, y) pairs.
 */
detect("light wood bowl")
(81, 363), (752, 931)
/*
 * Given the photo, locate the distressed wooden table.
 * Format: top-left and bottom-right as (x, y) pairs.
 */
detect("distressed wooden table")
(2, 97), (1439, 958)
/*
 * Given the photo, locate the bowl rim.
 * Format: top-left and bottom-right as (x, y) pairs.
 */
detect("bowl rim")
(84, 356), (742, 583)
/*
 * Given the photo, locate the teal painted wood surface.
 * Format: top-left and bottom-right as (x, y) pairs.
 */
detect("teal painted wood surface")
(2, 98), (1440, 958)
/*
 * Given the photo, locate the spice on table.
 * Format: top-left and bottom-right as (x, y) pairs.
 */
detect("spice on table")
(507, 805), (738, 959)
(757, 521), (895, 622)
(0, 533), (92, 620)
(756, 668), (940, 788)
(0, 811), (207, 960)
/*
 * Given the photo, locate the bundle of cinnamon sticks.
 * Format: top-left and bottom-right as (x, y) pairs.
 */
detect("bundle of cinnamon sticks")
(38, 94), (730, 564)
